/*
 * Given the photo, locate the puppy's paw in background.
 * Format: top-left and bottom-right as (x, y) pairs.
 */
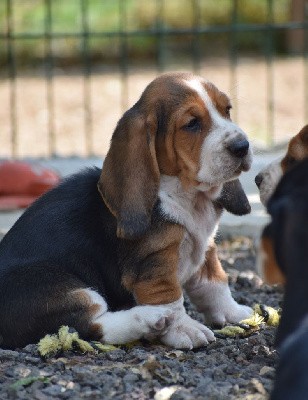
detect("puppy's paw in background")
(204, 302), (253, 327)
(186, 280), (253, 327)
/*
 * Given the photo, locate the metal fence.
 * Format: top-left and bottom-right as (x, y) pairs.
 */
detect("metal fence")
(1, 0), (308, 158)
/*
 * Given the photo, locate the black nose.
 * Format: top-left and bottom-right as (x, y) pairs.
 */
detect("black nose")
(255, 173), (263, 188)
(227, 139), (249, 158)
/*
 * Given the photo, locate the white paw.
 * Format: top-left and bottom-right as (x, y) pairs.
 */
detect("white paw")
(136, 305), (175, 339)
(160, 312), (215, 349)
(204, 302), (253, 326)
(99, 305), (174, 344)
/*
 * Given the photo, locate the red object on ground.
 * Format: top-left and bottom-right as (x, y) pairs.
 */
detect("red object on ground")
(0, 161), (60, 210)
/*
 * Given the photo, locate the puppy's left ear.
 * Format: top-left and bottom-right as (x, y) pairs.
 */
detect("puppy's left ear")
(98, 108), (160, 240)
(216, 179), (251, 215)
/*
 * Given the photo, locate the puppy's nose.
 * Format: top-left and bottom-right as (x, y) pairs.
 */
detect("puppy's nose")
(255, 173), (263, 188)
(227, 139), (249, 158)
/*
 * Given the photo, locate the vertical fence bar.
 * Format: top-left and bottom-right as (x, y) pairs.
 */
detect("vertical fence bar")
(230, 0), (238, 123)
(45, 0), (55, 156)
(192, 0), (201, 74)
(6, 0), (17, 158)
(81, 0), (92, 156)
(119, 0), (129, 112)
(266, 0), (274, 146)
(156, 0), (165, 72)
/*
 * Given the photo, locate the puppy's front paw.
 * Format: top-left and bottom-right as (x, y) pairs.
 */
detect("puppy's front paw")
(160, 313), (215, 349)
(99, 305), (175, 344)
(136, 305), (175, 338)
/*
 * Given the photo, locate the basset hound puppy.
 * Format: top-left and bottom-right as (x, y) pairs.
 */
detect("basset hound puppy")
(256, 125), (308, 285)
(0, 72), (253, 350)
(260, 159), (308, 400)
(256, 125), (308, 207)
(261, 158), (308, 344)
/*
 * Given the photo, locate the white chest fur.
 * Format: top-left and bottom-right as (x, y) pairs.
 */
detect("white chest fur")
(159, 176), (221, 284)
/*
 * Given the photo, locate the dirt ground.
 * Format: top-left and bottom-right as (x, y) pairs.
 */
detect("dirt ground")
(1, 56), (306, 158)
(0, 236), (283, 400)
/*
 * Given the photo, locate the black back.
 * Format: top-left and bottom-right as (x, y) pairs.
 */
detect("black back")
(0, 168), (134, 311)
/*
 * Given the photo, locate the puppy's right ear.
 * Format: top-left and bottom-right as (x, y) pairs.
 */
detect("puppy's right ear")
(98, 108), (160, 240)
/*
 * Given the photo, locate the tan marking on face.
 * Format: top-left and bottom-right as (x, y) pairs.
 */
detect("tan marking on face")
(122, 223), (184, 305)
(172, 99), (213, 190)
(260, 236), (285, 285)
(203, 82), (232, 120)
(136, 72), (218, 190)
(155, 99), (212, 189)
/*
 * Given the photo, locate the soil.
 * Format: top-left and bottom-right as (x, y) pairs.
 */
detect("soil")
(0, 236), (283, 400)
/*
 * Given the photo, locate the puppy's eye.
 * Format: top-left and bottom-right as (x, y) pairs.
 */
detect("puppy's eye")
(183, 118), (201, 133)
(226, 106), (232, 117)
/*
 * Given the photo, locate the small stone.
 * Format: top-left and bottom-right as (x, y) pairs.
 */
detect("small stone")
(106, 349), (126, 362)
(83, 389), (102, 398)
(259, 366), (275, 378)
(0, 349), (20, 360)
(231, 384), (240, 394)
(123, 373), (139, 383)
(33, 389), (50, 400)
(259, 346), (271, 356)
(248, 378), (267, 395)
(154, 386), (181, 400)
(127, 348), (149, 362)
(22, 344), (39, 354)
(212, 368), (225, 381)
(170, 389), (193, 400)
(41, 384), (63, 397)
(24, 356), (41, 364)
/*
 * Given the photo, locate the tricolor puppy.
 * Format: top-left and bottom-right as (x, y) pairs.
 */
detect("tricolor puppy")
(262, 158), (308, 345)
(256, 124), (308, 207)
(260, 159), (308, 400)
(0, 72), (253, 350)
(256, 125), (308, 284)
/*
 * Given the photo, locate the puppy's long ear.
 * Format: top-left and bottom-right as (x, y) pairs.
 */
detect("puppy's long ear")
(216, 179), (251, 215)
(98, 107), (159, 240)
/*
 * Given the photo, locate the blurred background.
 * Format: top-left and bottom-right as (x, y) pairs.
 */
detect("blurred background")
(1, 0), (307, 158)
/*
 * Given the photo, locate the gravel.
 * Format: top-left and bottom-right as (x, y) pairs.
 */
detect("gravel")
(0, 236), (283, 400)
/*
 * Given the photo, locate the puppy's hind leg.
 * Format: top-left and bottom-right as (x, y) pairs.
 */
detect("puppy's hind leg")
(79, 289), (174, 344)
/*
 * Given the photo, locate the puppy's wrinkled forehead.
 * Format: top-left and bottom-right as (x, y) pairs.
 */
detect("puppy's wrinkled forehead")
(141, 73), (231, 117)
(184, 78), (231, 118)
